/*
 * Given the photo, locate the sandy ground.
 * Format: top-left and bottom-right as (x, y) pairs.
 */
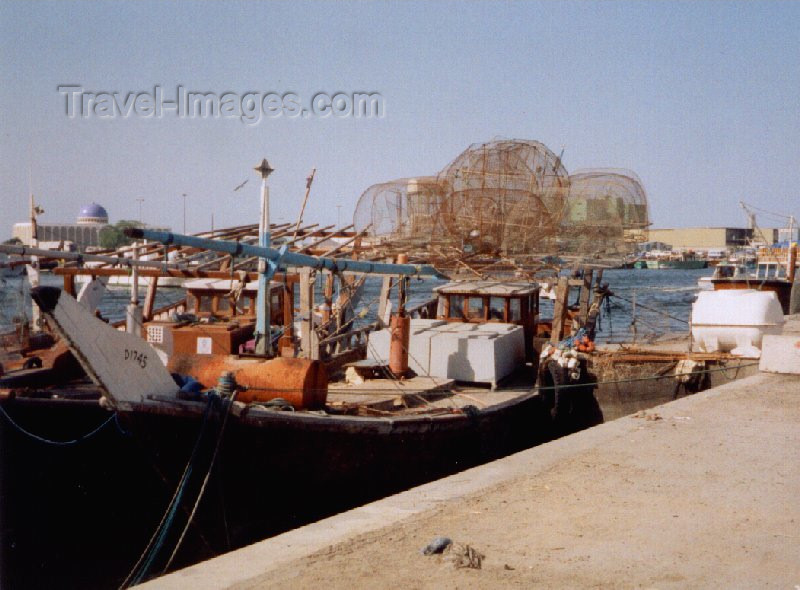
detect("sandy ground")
(203, 372), (799, 590)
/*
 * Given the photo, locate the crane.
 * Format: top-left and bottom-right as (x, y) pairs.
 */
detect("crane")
(739, 201), (797, 246)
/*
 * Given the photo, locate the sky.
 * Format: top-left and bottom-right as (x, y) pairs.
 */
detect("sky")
(1, 0), (798, 238)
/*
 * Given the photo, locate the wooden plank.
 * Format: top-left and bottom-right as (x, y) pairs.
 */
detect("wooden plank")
(142, 276), (159, 321)
(578, 268), (594, 326)
(377, 274), (393, 327)
(299, 268), (315, 359)
(550, 276), (570, 344)
(63, 273), (76, 297)
(52, 267), (296, 282)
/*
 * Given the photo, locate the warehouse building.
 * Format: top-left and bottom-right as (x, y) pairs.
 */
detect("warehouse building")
(645, 227), (779, 253)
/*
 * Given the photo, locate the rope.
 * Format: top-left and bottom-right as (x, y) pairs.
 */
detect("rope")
(161, 390), (239, 573)
(534, 361), (759, 393)
(0, 405), (118, 446)
(119, 395), (216, 589)
(610, 293), (689, 325)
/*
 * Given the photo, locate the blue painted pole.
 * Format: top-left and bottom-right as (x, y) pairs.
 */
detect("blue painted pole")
(124, 229), (446, 279)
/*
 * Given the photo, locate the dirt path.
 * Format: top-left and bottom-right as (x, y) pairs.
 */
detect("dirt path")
(142, 371), (800, 590)
(235, 374), (799, 589)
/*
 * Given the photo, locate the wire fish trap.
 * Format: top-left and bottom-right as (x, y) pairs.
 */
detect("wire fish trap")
(561, 169), (650, 259)
(353, 141), (650, 276)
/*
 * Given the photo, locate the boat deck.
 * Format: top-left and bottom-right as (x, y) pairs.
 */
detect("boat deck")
(326, 366), (538, 415)
(136, 317), (800, 590)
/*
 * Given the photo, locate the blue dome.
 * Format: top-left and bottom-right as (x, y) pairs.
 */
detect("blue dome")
(77, 202), (109, 223)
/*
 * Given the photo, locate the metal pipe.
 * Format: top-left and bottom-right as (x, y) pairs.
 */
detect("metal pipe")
(124, 228), (447, 278)
(0, 244), (183, 270)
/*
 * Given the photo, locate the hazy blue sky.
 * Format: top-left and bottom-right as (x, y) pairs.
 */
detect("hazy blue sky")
(1, 1), (798, 237)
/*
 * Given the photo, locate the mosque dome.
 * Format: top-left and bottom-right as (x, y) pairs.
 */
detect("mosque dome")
(77, 202), (109, 225)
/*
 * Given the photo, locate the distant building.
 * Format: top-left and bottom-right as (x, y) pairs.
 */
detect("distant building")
(12, 202), (169, 251)
(645, 227), (778, 253)
(638, 241), (672, 253)
(13, 202), (110, 250)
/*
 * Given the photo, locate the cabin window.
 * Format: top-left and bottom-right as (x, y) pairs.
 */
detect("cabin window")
(186, 293), (197, 312)
(489, 297), (505, 320)
(467, 296), (485, 320)
(216, 296), (231, 313)
(448, 295), (464, 319)
(198, 295), (212, 313)
(271, 292), (281, 309)
(509, 298), (521, 322)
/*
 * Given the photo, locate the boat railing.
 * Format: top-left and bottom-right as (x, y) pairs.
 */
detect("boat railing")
(317, 321), (380, 365)
(111, 298), (188, 330)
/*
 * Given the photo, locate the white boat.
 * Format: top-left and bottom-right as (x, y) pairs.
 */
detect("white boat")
(0, 253), (26, 278)
(697, 262), (752, 290)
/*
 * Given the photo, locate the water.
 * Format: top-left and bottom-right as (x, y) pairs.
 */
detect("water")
(1, 268), (712, 341)
(359, 267), (711, 343)
(0, 274), (186, 332)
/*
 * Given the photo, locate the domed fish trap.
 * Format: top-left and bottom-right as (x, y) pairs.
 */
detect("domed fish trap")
(353, 176), (449, 254)
(562, 169), (649, 261)
(436, 139), (570, 260)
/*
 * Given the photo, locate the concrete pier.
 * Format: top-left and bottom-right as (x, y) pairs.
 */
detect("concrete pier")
(139, 321), (800, 589)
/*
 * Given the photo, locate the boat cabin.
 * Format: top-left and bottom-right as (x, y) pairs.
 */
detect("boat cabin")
(711, 245), (798, 314)
(433, 281), (539, 360)
(182, 278), (286, 325)
(145, 278), (296, 359)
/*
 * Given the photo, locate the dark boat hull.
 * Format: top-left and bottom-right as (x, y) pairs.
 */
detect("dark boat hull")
(1, 387), (576, 589)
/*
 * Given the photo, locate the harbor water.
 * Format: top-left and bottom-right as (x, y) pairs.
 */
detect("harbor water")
(1, 268), (711, 342)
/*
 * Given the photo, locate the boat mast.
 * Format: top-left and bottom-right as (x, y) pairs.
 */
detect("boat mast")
(254, 158), (275, 356)
(28, 190), (43, 332)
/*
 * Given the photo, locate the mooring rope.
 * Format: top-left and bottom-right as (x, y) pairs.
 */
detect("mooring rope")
(0, 405), (118, 446)
(161, 389), (239, 574)
(609, 292), (690, 325)
(119, 394), (216, 589)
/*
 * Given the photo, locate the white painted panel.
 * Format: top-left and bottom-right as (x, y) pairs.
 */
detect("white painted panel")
(43, 290), (178, 408)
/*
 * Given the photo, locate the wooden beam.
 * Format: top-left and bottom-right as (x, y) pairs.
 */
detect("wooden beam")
(63, 273), (76, 297)
(294, 225), (338, 253)
(142, 276), (159, 321)
(578, 268), (594, 327)
(377, 275), (393, 327)
(318, 228), (370, 258)
(53, 266), (298, 284)
(550, 276), (570, 344)
(299, 268), (316, 359)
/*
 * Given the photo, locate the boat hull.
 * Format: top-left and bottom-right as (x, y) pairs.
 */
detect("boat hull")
(1, 386), (575, 589)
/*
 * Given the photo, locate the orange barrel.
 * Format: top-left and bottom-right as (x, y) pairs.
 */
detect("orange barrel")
(171, 356), (328, 409)
(388, 314), (410, 376)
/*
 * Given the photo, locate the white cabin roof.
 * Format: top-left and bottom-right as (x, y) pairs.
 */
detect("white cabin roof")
(434, 280), (539, 296)
(182, 278), (282, 293)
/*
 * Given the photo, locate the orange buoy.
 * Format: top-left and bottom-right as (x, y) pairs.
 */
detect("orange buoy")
(170, 355), (328, 409)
